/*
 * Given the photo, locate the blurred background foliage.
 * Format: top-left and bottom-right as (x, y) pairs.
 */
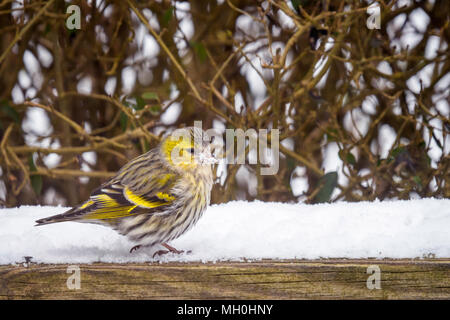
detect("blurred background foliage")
(0, 0), (448, 207)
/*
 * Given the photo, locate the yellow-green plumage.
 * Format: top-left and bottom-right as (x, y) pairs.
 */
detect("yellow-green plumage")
(36, 127), (215, 251)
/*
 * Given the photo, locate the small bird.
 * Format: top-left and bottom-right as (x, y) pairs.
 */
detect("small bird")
(36, 127), (216, 256)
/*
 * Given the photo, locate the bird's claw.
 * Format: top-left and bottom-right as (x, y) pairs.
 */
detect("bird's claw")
(152, 250), (170, 258)
(129, 245), (142, 253)
(152, 249), (192, 258)
(130, 243), (191, 256)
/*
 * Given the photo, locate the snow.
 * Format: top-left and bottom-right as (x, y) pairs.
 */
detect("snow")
(0, 199), (449, 264)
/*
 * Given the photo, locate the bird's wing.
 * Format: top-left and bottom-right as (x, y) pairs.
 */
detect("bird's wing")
(34, 172), (180, 226)
(77, 172), (179, 221)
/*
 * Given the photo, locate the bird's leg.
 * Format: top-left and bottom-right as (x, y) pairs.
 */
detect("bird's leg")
(162, 242), (184, 254)
(152, 249), (170, 257)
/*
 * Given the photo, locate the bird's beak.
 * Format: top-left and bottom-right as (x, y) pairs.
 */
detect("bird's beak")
(199, 149), (218, 165)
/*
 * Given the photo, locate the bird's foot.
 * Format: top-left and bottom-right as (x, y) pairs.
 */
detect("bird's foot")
(152, 250), (170, 258)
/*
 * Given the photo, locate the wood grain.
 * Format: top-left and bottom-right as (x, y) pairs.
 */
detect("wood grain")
(0, 259), (449, 299)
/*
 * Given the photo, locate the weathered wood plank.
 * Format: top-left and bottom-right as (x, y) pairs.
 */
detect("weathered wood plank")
(0, 259), (449, 299)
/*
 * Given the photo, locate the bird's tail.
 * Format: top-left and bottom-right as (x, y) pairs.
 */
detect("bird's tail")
(35, 207), (79, 226)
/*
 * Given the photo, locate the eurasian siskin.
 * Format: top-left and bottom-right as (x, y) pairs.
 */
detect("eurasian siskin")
(35, 126), (216, 256)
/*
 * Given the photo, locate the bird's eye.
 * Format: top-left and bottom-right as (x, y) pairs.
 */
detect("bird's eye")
(187, 147), (195, 154)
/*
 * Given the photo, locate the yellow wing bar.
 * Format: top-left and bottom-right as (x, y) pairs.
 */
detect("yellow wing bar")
(77, 187), (175, 221)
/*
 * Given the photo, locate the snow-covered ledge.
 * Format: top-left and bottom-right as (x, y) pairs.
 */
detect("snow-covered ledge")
(0, 198), (449, 264)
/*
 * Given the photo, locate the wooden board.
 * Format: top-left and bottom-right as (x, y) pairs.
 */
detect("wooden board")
(0, 259), (449, 299)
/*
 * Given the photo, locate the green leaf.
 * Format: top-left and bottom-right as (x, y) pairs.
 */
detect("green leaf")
(339, 150), (356, 165)
(314, 171), (338, 203)
(122, 100), (139, 110)
(44, 23), (51, 35)
(119, 112), (128, 132)
(143, 140), (150, 152)
(413, 175), (422, 187)
(346, 153), (356, 165)
(287, 157), (296, 172)
(1, 101), (20, 123)
(426, 154), (431, 167)
(141, 92), (159, 101)
(31, 175), (43, 196)
(326, 128), (338, 142)
(149, 105), (161, 116)
(28, 154), (42, 195)
(190, 41), (207, 63)
(290, 0), (301, 14)
(162, 7), (174, 27)
(391, 146), (406, 158)
(290, 0), (311, 14)
(28, 154), (37, 171)
(134, 96), (146, 110)
(67, 27), (77, 37)
(387, 146), (406, 163)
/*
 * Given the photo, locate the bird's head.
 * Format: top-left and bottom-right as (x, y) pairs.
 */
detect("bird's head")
(160, 127), (217, 171)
